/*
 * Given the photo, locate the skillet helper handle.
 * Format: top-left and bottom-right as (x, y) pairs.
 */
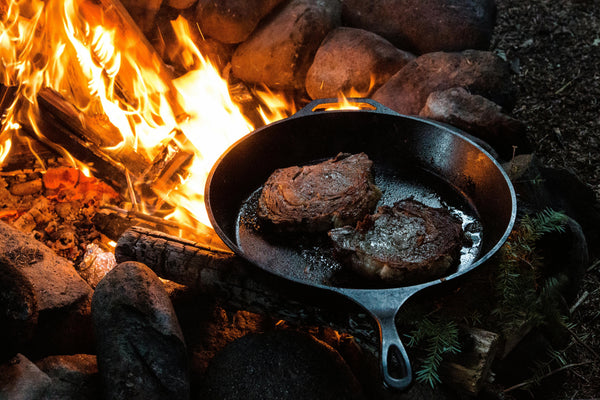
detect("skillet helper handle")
(377, 315), (413, 390)
(292, 97), (400, 117)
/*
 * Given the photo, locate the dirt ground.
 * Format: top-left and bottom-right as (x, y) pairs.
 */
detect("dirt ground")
(492, 0), (600, 398)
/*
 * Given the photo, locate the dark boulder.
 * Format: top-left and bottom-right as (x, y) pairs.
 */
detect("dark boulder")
(0, 260), (38, 362)
(36, 354), (101, 400)
(199, 330), (365, 400)
(231, 0), (342, 90)
(195, 0), (286, 44)
(419, 87), (530, 159)
(0, 354), (52, 399)
(341, 0), (497, 54)
(372, 50), (516, 116)
(92, 261), (189, 400)
(306, 27), (415, 99)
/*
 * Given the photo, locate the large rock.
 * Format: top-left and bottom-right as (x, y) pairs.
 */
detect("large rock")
(0, 261), (38, 362)
(0, 221), (92, 311)
(91, 261), (189, 400)
(0, 354), (52, 399)
(306, 27), (415, 99)
(503, 154), (600, 261)
(195, 0), (286, 44)
(372, 50), (516, 116)
(120, 0), (163, 33)
(0, 220), (93, 359)
(199, 330), (365, 400)
(419, 87), (530, 159)
(36, 354), (101, 400)
(341, 0), (496, 54)
(231, 0), (342, 90)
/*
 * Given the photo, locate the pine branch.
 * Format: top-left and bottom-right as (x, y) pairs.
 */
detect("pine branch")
(491, 208), (569, 333)
(406, 318), (461, 387)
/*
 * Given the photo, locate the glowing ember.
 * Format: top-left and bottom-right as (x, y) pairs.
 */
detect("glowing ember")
(0, 0), (299, 234)
(0, 0), (361, 236)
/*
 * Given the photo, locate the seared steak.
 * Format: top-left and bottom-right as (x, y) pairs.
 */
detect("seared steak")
(257, 153), (381, 232)
(328, 198), (465, 284)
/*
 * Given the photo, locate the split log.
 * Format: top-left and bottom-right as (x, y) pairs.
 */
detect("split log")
(116, 225), (501, 394)
(33, 89), (141, 189)
(441, 327), (500, 396)
(5, 0), (189, 188)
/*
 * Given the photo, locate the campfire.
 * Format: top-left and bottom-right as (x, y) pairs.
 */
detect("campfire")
(1, 0), (594, 398)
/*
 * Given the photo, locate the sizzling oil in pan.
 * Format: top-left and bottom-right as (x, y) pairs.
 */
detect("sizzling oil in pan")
(236, 163), (483, 289)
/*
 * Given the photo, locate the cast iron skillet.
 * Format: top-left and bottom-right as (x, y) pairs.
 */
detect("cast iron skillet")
(205, 98), (517, 390)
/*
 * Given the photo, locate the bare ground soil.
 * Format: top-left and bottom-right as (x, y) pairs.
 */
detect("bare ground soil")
(492, 0), (600, 398)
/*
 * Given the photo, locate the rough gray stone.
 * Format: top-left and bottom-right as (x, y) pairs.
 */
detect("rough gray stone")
(36, 354), (101, 400)
(92, 261), (189, 400)
(195, 0), (286, 44)
(0, 221), (93, 358)
(503, 155), (600, 261)
(199, 330), (365, 400)
(419, 87), (530, 159)
(0, 221), (92, 312)
(306, 27), (415, 99)
(372, 50), (516, 116)
(0, 261), (38, 362)
(341, 0), (496, 54)
(231, 0), (342, 90)
(0, 353), (52, 400)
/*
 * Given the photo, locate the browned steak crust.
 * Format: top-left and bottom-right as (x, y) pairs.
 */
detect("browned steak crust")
(257, 153), (381, 232)
(328, 198), (464, 284)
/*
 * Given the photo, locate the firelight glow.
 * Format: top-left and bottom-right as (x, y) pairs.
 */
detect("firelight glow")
(0, 0), (355, 234)
(0, 0), (291, 232)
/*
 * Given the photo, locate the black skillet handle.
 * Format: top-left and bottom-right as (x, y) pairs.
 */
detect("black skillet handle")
(292, 97), (400, 118)
(335, 286), (431, 391)
(376, 313), (413, 390)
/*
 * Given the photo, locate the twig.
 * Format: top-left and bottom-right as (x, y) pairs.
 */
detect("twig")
(502, 361), (593, 393)
(569, 290), (589, 314)
(587, 258), (600, 272)
(566, 324), (600, 361)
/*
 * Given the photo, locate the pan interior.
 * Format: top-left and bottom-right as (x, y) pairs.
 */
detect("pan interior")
(235, 160), (483, 289)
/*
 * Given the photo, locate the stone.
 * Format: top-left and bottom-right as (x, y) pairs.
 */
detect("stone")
(199, 330), (366, 400)
(0, 220), (93, 358)
(419, 87), (530, 159)
(0, 260), (38, 362)
(537, 216), (588, 303)
(341, 0), (496, 54)
(195, 0), (286, 44)
(503, 155), (600, 261)
(121, 0), (163, 33)
(305, 27), (415, 99)
(36, 354), (101, 400)
(0, 221), (92, 312)
(91, 261), (189, 400)
(31, 292), (95, 358)
(168, 0), (197, 10)
(372, 50), (516, 116)
(231, 0), (342, 90)
(0, 353), (52, 399)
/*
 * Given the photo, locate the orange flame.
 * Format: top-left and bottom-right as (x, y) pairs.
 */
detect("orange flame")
(0, 0), (356, 235)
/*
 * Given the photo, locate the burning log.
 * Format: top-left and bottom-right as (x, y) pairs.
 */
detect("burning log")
(2, 0), (189, 190)
(36, 89), (150, 178)
(115, 225), (501, 394)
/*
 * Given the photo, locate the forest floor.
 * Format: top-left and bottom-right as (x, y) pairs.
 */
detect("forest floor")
(492, 0), (600, 398)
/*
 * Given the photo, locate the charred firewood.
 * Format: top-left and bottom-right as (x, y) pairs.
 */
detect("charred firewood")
(115, 225), (379, 348)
